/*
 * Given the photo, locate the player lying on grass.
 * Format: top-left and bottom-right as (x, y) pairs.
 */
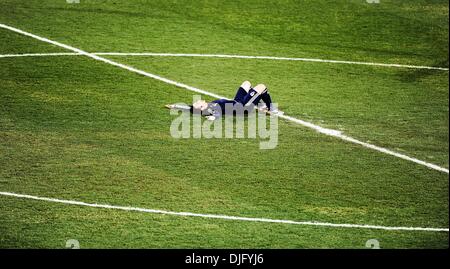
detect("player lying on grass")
(166, 81), (282, 120)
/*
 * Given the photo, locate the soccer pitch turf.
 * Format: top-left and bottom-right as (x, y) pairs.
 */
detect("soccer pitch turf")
(0, 0), (448, 248)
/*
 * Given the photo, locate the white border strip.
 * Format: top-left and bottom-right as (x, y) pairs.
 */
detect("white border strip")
(0, 23), (448, 174)
(1, 52), (448, 71)
(0, 191), (448, 232)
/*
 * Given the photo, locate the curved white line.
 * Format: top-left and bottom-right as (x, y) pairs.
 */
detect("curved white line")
(0, 52), (448, 71)
(0, 191), (448, 232)
(95, 52), (450, 71)
(0, 52), (79, 58)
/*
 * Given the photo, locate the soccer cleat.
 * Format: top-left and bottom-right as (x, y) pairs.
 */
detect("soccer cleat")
(258, 102), (268, 111)
(269, 109), (284, 116)
(268, 106), (284, 115)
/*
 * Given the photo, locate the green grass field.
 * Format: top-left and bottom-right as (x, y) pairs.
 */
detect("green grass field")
(0, 0), (448, 248)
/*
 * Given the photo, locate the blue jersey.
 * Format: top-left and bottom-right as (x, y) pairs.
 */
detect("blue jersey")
(209, 99), (237, 117)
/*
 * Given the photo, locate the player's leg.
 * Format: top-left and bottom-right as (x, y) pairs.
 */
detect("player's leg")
(253, 84), (268, 94)
(233, 81), (251, 103)
(257, 87), (282, 114)
(242, 84), (267, 106)
(260, 91), (273, 110)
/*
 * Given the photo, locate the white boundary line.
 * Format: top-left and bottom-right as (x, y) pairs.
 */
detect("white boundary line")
(0, 191), (448, 232)
(95, 52), (450, 71)
(0, 52), (449, 71)
(0, 52), (79, 58)
(0, 23), (448, 174)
